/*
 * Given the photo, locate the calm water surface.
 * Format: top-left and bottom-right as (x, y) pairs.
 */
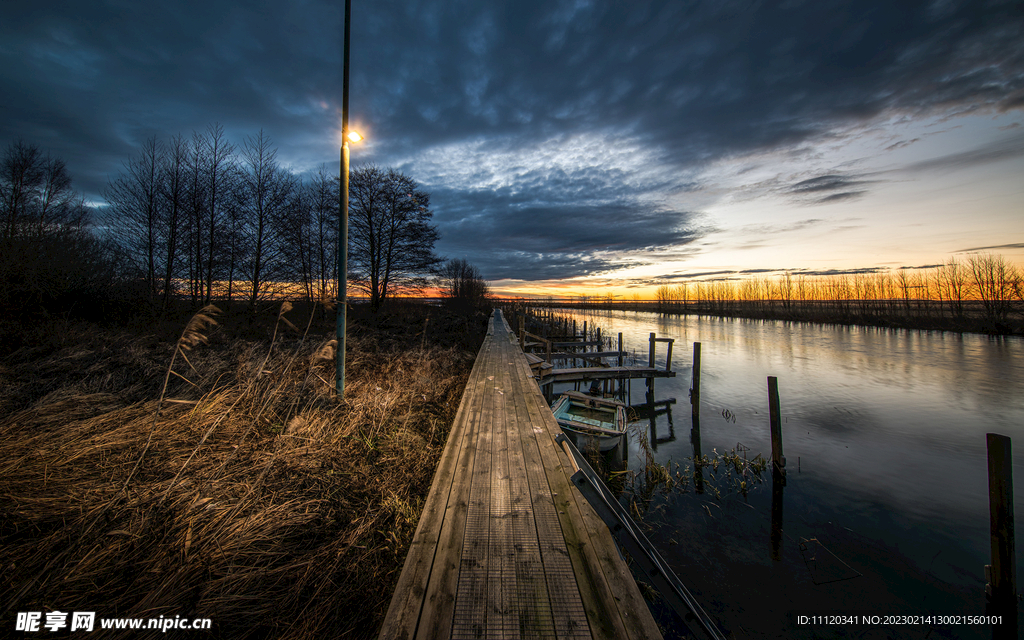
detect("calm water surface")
(548, 309), (1023, 639)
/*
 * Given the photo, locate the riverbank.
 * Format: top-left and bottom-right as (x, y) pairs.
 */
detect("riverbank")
(0, 301), (488, 638)
(523, 299), (1024, 336)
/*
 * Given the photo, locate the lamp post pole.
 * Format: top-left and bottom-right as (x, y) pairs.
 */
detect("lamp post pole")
(336, 0), (352, 397)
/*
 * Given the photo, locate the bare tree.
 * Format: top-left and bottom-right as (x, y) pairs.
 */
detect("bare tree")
(158, 134), (188, 308)
(1, 140), (44, 241)
(969, 253), (1017, 327)
(437, 258), (489, 306)
(236, 131), (294, 307)
(104, 138), (164, 297)
(2, 140), (85, 241)
(308, 165), (339, 303)
(348, 165), (441, 310)
(276, 185), (315, 301)
(199, 124), (235, 304)
(936, 256), (969, 320)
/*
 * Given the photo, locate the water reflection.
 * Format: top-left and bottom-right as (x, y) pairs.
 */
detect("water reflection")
(771, 467), (784, 563)
(548, 307), (1023, 638)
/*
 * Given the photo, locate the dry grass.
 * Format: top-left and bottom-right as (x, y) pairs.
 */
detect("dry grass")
(0, 301), (484, 638)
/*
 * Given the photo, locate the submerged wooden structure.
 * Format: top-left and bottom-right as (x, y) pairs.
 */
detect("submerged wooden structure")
(379, 310), (661, 640)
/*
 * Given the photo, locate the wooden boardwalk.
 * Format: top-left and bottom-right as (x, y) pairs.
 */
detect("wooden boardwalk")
(379, 310), (662, 640)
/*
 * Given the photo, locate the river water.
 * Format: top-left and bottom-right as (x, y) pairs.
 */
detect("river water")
(546, 308), (1023, 639)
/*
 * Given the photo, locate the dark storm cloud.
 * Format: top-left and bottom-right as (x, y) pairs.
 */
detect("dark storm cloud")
(900, 131), (1024, 172)
(787, 174), (874, 204)
(425, 183), (698, 280)
(957, 242), (1024, 252)
(1, 0), (1022, 280)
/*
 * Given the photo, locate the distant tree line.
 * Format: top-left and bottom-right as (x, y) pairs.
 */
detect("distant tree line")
(1, 133), (489, 320)
(644, 256), (1024, 332)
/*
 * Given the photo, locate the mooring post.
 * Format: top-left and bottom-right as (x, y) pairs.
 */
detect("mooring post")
(768, 376), (786, 481)
(519, 316), (525, 350)
(985, 433), (1017, 617)
(691, 342), (701, 419)
(583, 321), (587, 342)
(617, 332), (623, 367)
(665, 339), (674, 372)
(646, 333), (656, 396)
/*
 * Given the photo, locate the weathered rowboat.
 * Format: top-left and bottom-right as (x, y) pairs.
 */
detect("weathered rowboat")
(550, 391), (628, 452)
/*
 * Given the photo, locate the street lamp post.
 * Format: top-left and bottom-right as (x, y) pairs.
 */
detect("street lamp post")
(336, 0), (352, 397)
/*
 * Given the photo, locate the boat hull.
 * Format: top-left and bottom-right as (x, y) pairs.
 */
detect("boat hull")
(551, 392), (627, 453)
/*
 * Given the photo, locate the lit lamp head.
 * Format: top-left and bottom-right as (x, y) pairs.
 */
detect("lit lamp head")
(346, 130), (363, 143)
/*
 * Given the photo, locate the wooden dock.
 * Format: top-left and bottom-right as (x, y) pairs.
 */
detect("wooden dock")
(379, 310), (662, 640)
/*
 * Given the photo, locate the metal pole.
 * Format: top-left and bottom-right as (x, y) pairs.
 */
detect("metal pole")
(336, 0), (352, 397)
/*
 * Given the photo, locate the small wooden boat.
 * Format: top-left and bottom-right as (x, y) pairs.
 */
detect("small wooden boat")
(550, 391), (628, 452)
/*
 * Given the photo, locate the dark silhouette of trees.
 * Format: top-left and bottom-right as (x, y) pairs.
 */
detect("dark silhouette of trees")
(348, 165), (441, 310)
(1, 140), (85, 242)
(969, 253), (1018, 328)
(159, 134), (188, 308)
(437, 258), (489, 308)
(236, 130), (295, 307)
(1, 140), (124, 317)
(105, 137), (164, 297)
(307, 165), (339, 303)
(190, 124), (236, 305)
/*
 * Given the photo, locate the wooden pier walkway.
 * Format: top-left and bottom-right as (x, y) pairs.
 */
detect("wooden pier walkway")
(379, 310), (662, 640)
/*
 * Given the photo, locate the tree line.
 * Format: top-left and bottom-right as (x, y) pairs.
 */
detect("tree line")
(646, 255), (1023, 330)
(0, 140), (124, 316)
(1, 132), (489, 318)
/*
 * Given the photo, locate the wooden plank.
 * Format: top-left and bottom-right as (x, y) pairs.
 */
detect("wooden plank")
(505, 346), (594, 640)
(510, 339), (663, 640)
(380, 316), (495, 640)
(502, 323), (622, 639)
(487, 346), (517, 638)
(541, 367), (676, 384)
(547, 351), (628, 360)
(450, 340), (496, 639)
(498, 333), (559, 638)
(412, 338), (493, 639)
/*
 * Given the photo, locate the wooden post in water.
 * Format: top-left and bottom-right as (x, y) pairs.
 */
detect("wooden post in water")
(691, 342), (701, 419)
(768, 376), (786, 482)
(617, 332), (624, 398)
(985, 433), (1017, 621)
(646, 333), (656, 397)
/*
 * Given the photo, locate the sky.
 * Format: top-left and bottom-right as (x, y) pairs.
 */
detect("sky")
(1, 0), (1022, 298)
